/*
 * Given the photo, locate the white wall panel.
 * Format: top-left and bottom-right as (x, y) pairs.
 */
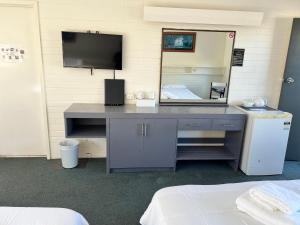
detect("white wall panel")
(35, 0), (300, 158)
(144, 6), (264, 26)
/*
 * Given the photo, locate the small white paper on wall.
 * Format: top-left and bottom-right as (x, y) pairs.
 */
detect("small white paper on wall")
(0, 45), (25, 63)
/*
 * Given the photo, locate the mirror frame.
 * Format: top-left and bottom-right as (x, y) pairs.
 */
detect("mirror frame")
(158, 28), (236, 106)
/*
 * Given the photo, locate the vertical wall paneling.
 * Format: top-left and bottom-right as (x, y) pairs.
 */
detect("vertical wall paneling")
(36, 0), (297, 158)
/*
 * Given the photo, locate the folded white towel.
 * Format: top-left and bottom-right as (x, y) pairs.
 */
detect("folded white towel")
(250, 193), (278, 212)
(236, 191), (300, 225)
(249, 183), (300, 215)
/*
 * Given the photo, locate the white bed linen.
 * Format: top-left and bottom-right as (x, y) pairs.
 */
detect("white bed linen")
(161, 85), (201, 100)
(140, 180), (300, 225)
(0, 207), (89, 225)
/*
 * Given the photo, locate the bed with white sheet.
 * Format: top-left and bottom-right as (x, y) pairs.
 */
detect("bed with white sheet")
(0, 207), (89, 225)
(161, 85), (202, 100)
(140, 180), (300, 225)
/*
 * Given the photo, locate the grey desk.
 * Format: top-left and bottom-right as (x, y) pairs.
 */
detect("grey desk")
(64, 104), (246, 173)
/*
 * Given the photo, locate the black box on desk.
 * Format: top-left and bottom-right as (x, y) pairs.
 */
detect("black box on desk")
(104, 79), (125, 106)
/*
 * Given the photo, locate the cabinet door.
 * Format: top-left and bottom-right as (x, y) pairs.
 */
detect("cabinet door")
(109, 118), (143, 168)
(142, 119), (177, 167)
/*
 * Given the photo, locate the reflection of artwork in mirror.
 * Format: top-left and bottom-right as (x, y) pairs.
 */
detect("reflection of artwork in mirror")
(159, 28), (235, 105)
(163, 32), (196, 52)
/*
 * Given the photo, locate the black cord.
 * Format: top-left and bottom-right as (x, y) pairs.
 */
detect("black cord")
(113, 70), (115, 80)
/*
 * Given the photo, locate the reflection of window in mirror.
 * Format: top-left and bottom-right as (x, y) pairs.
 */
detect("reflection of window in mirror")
(160, 28), (235, 105)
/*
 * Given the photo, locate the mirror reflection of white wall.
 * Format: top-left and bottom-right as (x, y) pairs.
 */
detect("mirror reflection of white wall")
(160, 29), (235, 104)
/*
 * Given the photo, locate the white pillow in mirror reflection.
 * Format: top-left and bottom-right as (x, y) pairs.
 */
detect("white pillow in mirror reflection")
(162, 84), (187, 89)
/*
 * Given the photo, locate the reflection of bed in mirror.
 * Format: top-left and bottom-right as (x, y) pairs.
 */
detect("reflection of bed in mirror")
(161, 85), (202, 100)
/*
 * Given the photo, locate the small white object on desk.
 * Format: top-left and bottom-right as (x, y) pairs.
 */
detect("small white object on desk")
(254, 98), (267, 107)
(136, 99), (156, 107)
(242, 99), (255, 107)
(135, 91), (145, 100)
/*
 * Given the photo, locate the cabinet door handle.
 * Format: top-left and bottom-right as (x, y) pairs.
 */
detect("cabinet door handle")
(137, 124), (143, 136)
(144, 123), (148, 137)
(142, 123), (145, 136)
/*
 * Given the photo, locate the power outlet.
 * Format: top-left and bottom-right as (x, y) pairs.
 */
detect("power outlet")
(85, 153), (92, 158)
(126, 93), (135, 100)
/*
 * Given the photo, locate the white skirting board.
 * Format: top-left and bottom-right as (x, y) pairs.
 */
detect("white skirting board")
(144, 6), (264, 26)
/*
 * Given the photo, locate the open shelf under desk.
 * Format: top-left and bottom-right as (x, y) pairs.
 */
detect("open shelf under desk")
(176, 146), (235, 161)
(177, 137), (225, 146)
(65, 118), (106, 138)
(66, 125), (106, 138)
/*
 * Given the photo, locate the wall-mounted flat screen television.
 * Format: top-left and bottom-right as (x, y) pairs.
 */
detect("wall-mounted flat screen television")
(62, 31), (122, 70)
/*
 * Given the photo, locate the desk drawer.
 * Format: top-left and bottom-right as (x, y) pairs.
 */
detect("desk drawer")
(178, 119), (212, 130)
(212, 119), (243, 131)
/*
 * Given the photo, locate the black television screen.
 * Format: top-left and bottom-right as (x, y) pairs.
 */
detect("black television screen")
(62, 31), (122, 70)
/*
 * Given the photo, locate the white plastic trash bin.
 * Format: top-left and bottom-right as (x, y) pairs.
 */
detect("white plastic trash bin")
(59, 139), (79, 168)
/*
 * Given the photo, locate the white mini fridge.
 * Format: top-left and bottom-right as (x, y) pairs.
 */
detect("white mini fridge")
(239, 107), (292, 175)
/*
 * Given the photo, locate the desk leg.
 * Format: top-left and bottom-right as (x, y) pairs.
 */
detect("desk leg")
(224, 130), (244, 171)
(106, 118), (110, 174)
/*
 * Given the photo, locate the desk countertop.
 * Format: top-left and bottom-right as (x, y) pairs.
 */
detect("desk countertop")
(64, 103), (246, 119)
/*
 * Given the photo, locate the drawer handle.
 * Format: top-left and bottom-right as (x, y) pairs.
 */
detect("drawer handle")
(222, 124), (234, 127)
(187, 123), (199, 127)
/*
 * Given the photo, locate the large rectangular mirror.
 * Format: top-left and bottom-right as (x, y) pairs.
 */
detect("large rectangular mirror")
(159, 28), (235, 105)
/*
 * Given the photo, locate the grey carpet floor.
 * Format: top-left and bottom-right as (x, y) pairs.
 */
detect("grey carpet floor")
(0, 158), (299, 225)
